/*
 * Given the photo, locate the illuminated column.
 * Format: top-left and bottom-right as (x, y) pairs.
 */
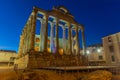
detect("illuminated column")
(81, 27), (86, 56)
(22, 29), (26, 54)
(68, 23), (72, 54)
(71, 29), (74, 54)
(18, 35), (24, 57)
(55, 18), (59, 54)
(62, 26), (66, 54)
(76, 26), (80, 55)
(26, 24), (29, 52)
(24, 27), (27, 53)
(40, 18), (45, 51)
(30, 8), (37, 51)
(43, 14), (48, 52)
(50, 22), (54, 53)
(27, 19), (31, 51)
(71, 29), (75, 54)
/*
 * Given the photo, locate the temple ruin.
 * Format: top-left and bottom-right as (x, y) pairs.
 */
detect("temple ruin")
(15, 6), (87, 69)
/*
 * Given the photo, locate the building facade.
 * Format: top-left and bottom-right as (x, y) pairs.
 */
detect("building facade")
(102, 32), (120, 65)
(0, 50), (17, 66)
(86, 44), (106, 66)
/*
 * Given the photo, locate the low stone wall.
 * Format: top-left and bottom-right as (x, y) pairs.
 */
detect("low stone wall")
(15, 54), (29, 69)
(15, 51), (87, 69)
(27, 52), (85, 68)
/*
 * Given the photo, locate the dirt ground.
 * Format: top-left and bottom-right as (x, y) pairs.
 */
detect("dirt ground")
(0, 66), (17, 80)
(0, 66), (120, 80)
(112, 75), (120, 80)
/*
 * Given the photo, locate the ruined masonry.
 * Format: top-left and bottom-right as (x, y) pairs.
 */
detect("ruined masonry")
(15, 6), (87, 69)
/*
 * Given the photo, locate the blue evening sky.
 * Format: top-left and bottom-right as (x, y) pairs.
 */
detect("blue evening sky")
(0, 0), (120, 52)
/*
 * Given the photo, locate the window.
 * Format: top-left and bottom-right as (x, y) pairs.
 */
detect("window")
(111, 56), (115, 62)
(10, 57), (16, 61)
(109, 46), (114, 52)
(99, 56), (103, 60)
(108, 37), (112, 42)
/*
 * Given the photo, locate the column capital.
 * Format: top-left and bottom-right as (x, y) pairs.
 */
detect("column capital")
(81, 28), (84, 32)
(74, 25), (81, 33)
(49, 21), (56, 27)
(54, 18), (59, 26)
(40, 18), (46, 24)
(78, 25), (84, 32)
(32, 8), (38, 16)
(66, 22), (71, 27)
(63, 27), (66, 30)
(61, 25), (66, 30)
(44, 14), (49, 19)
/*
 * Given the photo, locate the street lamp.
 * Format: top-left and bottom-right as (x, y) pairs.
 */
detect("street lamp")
(97, 48), (101, 53)
(86, 50), (90, 54)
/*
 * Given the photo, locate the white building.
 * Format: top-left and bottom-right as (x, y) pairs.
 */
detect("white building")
(102, 32), (120, 65)
(0, 50), (17, 66)
(86, 44), (106, 66)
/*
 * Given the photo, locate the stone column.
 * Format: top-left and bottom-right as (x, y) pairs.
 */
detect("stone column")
(30, 9), (37, 51)
(22, 29), (26, 54)
(18, 35), (24, 57)
(43, 14), (48, 52)
(55, 18), (59, 54)
(81, 28), (86, 56)
(71, 29), (74, 54)
(76, 26), (80, 55)
(40, 18), (45, 52)
(81, 27), (88, 65)
(27, 20), (31, 51)
(68, 23), (72, 54)
(24, 27), (27, 54)
(26, 24), (29, 52)
(62, 26), (66, 54)
(50, 22), (54, 53)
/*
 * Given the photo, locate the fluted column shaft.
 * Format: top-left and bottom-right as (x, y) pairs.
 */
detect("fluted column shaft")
(50, 22), (54, 53)
(55, 18), (59, 54)
(30, 9), (37, 51)
(68, 23), (72, 54)
(26, 24), (29, 52)
(23, 27), (27, 54)
(81, 29), (86, 56)
(43, 15), (48, 52)
(18, 35), (23, 57)
(27, 21), (30, 51)
(76, 27), (80, 55)
(40, 19), (45, 51)
(62, 26), (66, 54)
(25, 26), (28, 53)
(21, 32), (25, 54)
